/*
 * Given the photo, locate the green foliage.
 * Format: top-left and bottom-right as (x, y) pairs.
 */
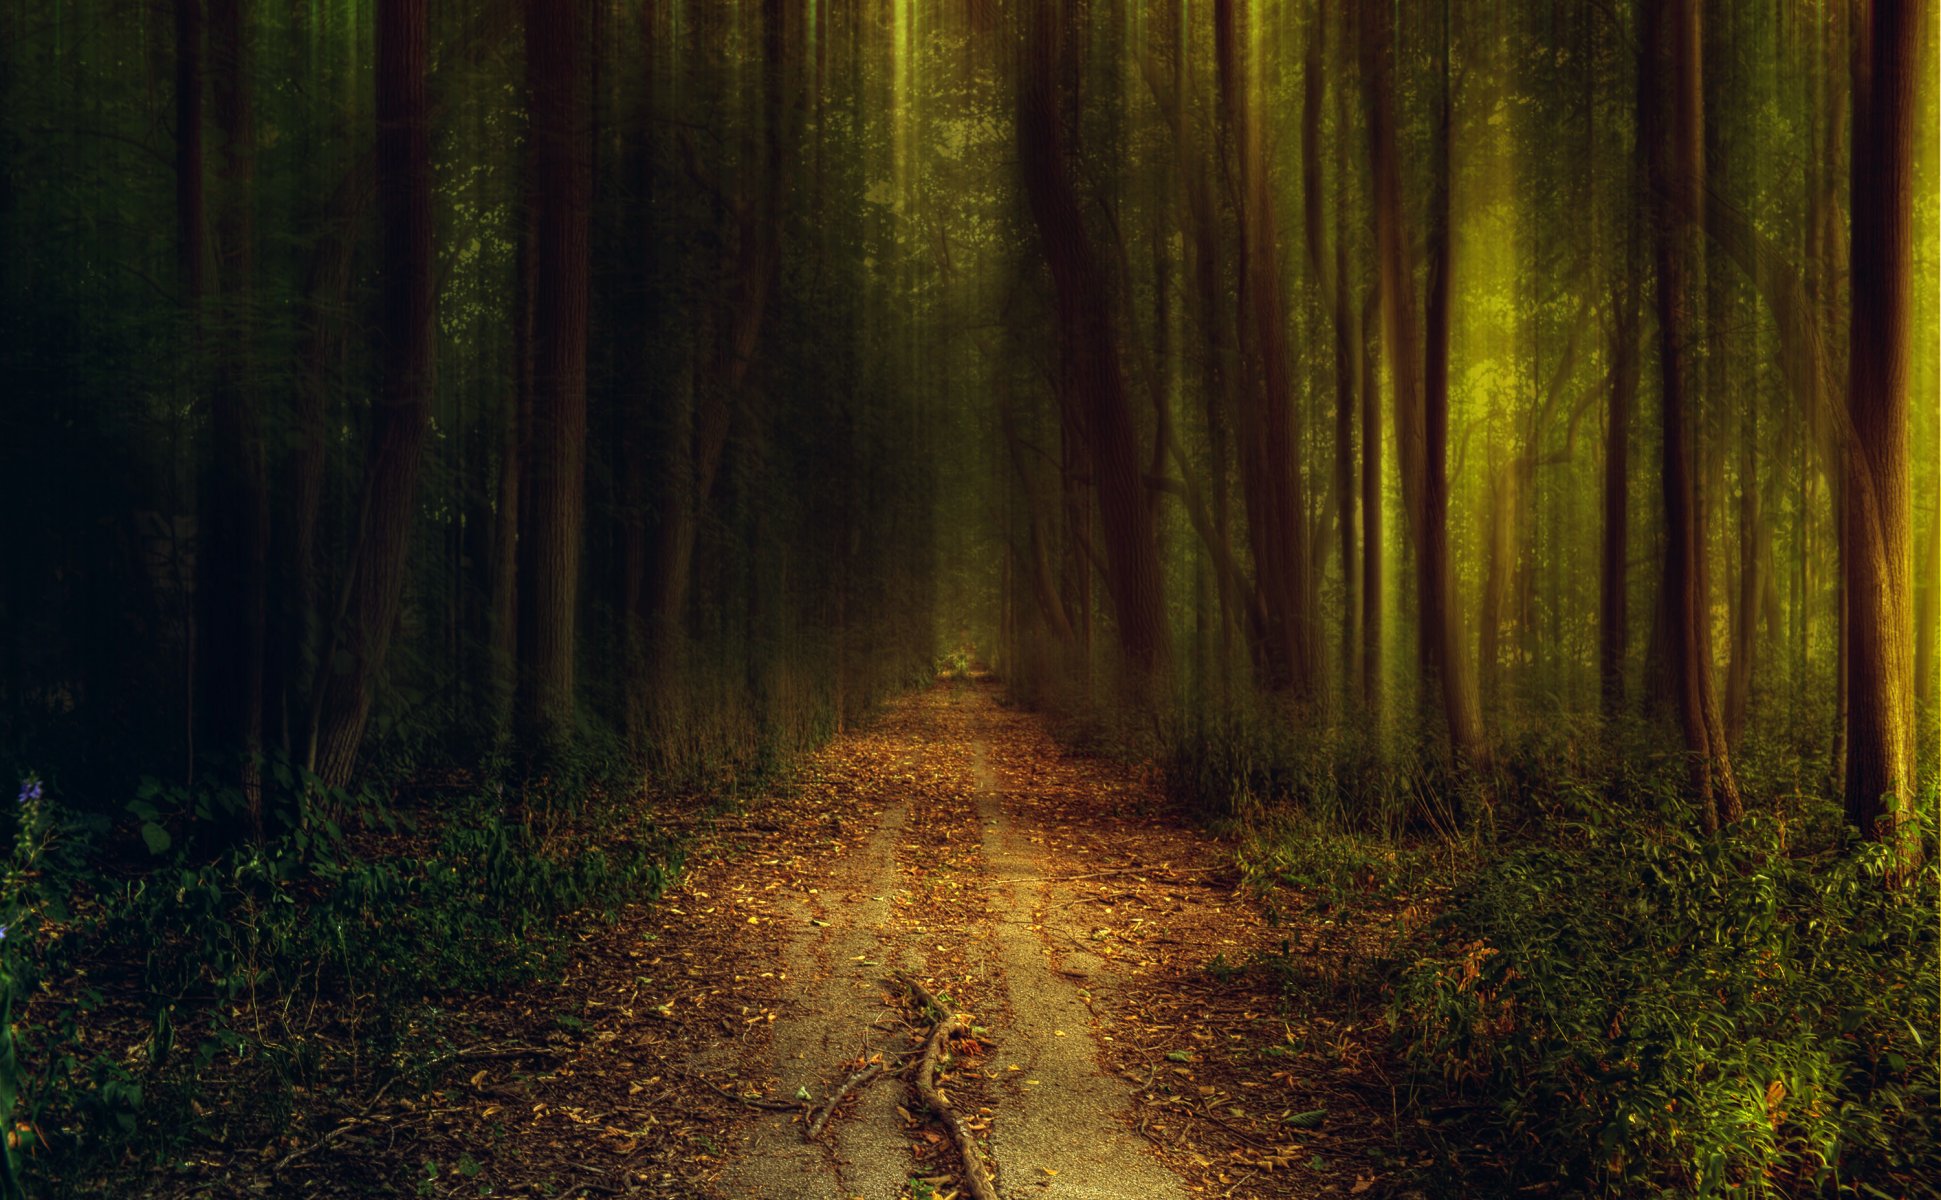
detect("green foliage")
(1391, 813), (1939, 1198)
(1, 772), (680, 1192)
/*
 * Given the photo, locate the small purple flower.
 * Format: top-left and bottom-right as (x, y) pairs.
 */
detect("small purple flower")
(0, 925), (9, 941)
(17, 777), (40, 805)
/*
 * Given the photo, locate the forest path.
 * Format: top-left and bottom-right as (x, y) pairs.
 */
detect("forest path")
(710, 682), (1189, 1200)
(289, 681), (1390, 1200)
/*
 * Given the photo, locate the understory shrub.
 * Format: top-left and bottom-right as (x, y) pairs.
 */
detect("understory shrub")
(1392, 812), (1939, 1198)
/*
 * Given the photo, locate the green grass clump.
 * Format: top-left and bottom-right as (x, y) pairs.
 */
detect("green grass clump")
(1390, 812), (1938, 1198)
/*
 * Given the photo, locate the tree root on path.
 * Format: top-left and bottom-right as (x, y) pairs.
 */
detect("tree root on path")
(894, 972), (1000, 1200)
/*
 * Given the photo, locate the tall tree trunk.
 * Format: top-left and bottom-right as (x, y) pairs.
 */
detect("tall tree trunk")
(1361, 0), (1484, 762)
(1304, 2), (1358, 709)
(491, 194), (537, 728)
(1724, 411), (1761, 747)
(645, 0), (787, 705)
(199, 0), (268, 828)
(517, 0), (592, 757)
(1360, 286), (1382, 714)
(280, 156), (376, 758)
(1842, 0), (1924, 873)
(309, 0), (434, 789)
(1644, 0), (1740, 830)
(174, 0), (205, 303)
(1599, 257), (1638, 716)
(1217, 0), (1313, 700)
(174, 0), (206, 779)
(1017, 0), (1168, 680)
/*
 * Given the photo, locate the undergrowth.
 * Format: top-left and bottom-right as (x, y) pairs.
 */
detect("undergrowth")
(1392, 808), (1938, 1198)
(1146, 688), (1940, 1200)
(0, 766), (682, 1197)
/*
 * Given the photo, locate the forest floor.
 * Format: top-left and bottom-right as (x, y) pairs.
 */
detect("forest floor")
(245, 680), (1418, 1200)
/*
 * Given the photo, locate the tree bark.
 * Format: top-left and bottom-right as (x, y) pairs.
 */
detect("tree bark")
(1917, 494), (1939, 714)
(517, 0), (592, 758)
(310, 0), (434, 789)
(1644, 0), (1740, 831)
(1842, 0), (1924, 873)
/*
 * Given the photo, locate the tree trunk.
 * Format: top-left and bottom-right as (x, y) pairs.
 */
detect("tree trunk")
(1842, 0), (1923, 874)
(310, 0), (434, 789)
(174, 0), (205, 303)
(1723, 413), (1760, 748)
(280, 155), (376, 758)
(1017, 0), (1168, 680)
(1644, 0), (1740, 831)
(516, 0), (592, 758)
(491, 193), (537, 728)
(1360, 286), (1383, 714)
(1304, 4), (1358, 709)
(1218, 0), (1313, 700)
(1361, 0), (1484, 762)
(174, 0), (205, 779)
(1599, 256), (1638, 716)
(199, 0), (268, 828)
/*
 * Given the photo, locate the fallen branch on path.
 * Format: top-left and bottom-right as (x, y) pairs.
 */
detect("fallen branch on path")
(894, 973), (999, 1200)
(805, 1060), (885, 1139)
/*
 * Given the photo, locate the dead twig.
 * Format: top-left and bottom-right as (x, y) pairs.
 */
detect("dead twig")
(684, 1069), (802, 1112)
(805, 1060), (885, 1139)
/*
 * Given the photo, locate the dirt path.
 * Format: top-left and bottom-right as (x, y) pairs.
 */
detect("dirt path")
(713, 685), (1189, 1199)
(261, 681), (1399, 1200)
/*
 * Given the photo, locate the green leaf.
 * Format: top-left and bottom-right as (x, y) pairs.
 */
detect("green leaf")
(1283, 1107), (1327, 1128)
(1165, 1050), (1194, 1063)
(140, 822), (172, 855)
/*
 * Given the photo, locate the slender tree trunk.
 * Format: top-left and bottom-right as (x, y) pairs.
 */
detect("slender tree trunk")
(1842, 0), (1924, 873)
(1217, 0), (1313, 700)
(1644, 0), (1740, 830)
(1362, 0), (1484, 761)
(280, 156), (375, 758)
(174, 0), (205, 303)
(1724, 411), (1761, 747)
(1017, 0), (1168, 680)
(1304, 4), (1358, 708)
(1600, 258), (1638, 716)
(491, 195), (536, 727)
(310, 0), (434, 788)
(517, 0), (592, 757)
(200, 0), (268, 827)
(174, 0), (205, 779)
(1360, 287), (1382, 714)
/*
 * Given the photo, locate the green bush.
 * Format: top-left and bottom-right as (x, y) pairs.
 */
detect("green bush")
(1391, 812), (1939, 1198)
